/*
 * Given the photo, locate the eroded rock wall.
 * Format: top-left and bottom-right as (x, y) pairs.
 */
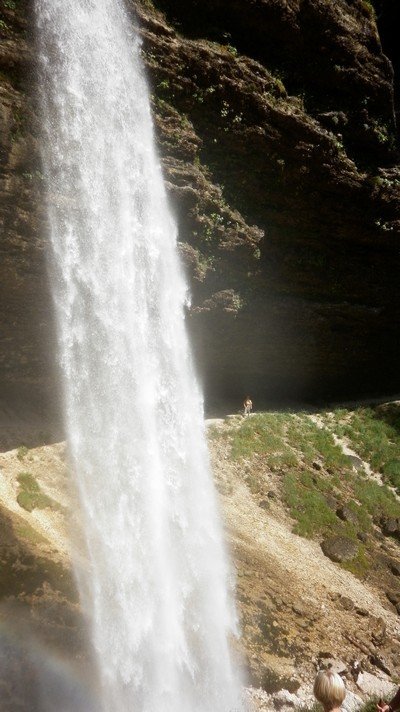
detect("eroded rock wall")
(1, 0), (400, 415)
(0, 0), (57, 421)
(135, 0), (400, 406)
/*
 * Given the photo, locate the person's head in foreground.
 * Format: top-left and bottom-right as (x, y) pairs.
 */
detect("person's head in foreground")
(313, 669), (346, 712)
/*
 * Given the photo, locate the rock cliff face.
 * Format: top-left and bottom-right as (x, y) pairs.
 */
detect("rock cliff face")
(1, 0), (400, 416)
(0, 0), (56, 419)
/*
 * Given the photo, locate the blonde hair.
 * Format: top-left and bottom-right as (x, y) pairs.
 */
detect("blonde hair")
(313, 670), (346, 709)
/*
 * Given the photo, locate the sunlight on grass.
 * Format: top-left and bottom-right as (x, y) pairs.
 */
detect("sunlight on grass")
(283, 471), (338, 537)
(217, 404), (400, 571)
(229, 413), (289, 460)
(353, 478), (400, 519)
(323, 403), (400, 491)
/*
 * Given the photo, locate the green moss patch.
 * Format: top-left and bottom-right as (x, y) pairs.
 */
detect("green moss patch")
(16, 472), (58, 513)
(219, 405), (400, 578)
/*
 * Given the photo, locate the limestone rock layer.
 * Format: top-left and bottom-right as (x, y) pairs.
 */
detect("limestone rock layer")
(1, 0), (399, 415)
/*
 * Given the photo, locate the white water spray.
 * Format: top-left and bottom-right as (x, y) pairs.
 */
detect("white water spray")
(34, 1), (243, 711)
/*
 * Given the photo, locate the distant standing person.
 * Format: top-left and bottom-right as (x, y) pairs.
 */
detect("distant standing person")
(313, 670), (346, 712)
(243, 397), (252, 417)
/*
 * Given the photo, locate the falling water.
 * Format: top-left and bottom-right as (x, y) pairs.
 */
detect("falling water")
(34, 1), (243, 711)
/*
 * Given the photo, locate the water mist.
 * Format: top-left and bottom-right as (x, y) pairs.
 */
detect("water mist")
(34, 1), (243, 710)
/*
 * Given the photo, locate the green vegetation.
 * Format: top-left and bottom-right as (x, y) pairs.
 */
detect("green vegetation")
(225, 44), (238, 58)
(229, 412), (351, 470)
(283, 470), (338, 537)
(321, 404), (400, 490)
(217, 404), (400, 578)
(0, 545), (77, 601)
(360, 0), (376, 19)
(1, 0), (27, 8)
(0, 19), (11, 32)
(17, 471), (58, 512)
(17, 445), (29, 461)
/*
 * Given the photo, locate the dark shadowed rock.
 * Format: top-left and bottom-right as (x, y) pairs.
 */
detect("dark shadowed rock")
(386, 590), (400, 607)
(321, 536), (359, 563)
(1, 0), (400, 415)
(339, 596), (355, 611)
(369, 653), (392, 676)
(381, 517), (400, 537)
(358, 532), (369, 543)
(390, 561), (400, 577)
(336, 504), (359, 525)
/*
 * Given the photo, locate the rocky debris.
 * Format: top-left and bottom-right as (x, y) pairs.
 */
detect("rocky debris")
(207, 413), (400, 704)
(339, 596), (356, 612)
(381, 517), (400, 539)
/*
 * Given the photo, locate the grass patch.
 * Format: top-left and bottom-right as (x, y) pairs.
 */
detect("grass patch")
(229, 412), (352, 472)
(353, 477), (400, 520)
(283, 471), (338, 537)
(266, 449), (298, 469)
(229, 412), (291, 460)
(220, 407), (400, 563)
(17, 472), (58, 513)
(323, 403), (400, 490)
(16, 445), (29, 461)
(341, 544), (369, 579)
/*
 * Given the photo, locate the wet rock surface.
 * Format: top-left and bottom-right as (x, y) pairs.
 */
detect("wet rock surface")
(1, 1), (400, 413)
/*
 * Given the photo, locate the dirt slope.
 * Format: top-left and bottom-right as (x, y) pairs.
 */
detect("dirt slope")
(1, 415), (400, 711)
(207, 415), (400, 708)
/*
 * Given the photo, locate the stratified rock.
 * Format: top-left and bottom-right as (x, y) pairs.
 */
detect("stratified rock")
(2, 0), (400, 413)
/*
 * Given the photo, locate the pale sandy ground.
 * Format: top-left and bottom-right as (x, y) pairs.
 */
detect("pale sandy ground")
(0, 441), (72, 563)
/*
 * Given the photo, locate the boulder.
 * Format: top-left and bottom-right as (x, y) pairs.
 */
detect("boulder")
(321, 536), (359, 563)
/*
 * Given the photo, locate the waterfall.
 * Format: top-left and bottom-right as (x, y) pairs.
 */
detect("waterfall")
(34, 1), (243, 711)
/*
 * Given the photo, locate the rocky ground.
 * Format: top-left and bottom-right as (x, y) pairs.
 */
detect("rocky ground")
(1, 408), (400, 711)
(207, 413), (400, 711)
